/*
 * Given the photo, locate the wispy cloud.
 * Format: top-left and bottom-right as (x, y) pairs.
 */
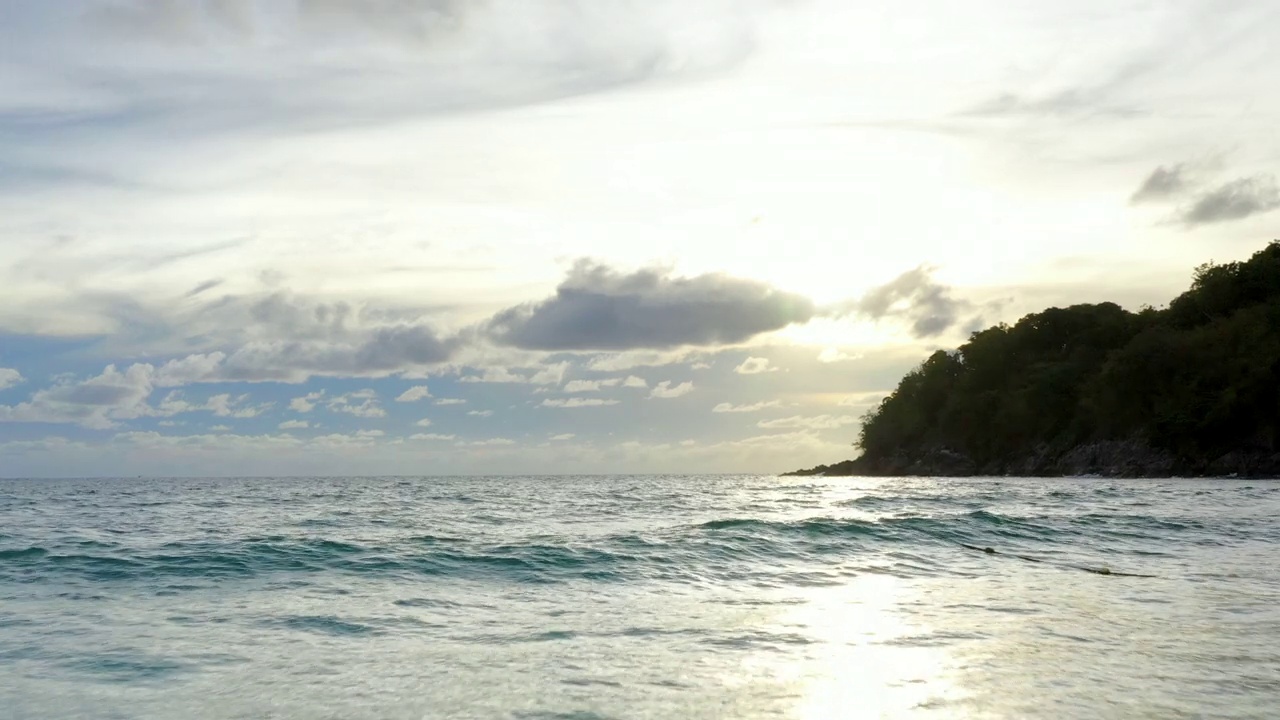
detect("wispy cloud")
(825, 266), (984, 339)
(1130, 164), (1189, 204)
(757, 414), (857, 430)
(649, 381), (694, 399)
(734, 357), (777, 374)
(712, 400), (780, 413)
(395, 385), (433, 402)
(1179, 175), (1280, 226)
(541, 398), (619, 408)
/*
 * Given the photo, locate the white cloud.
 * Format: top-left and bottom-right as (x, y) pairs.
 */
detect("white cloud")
(735, 357), (777, 374)
(460, 367), (524, 383)
(290, 391), (325, 413)
(0, 363), (156, 429)
(434, 398), (467, 405)
(550, 433), (576, 441)
(622, 375), (648, 388)
(356, 429), (385, 438)
(818, 348), (862, 363)
(839, 392), (885, 408)
(415, 418), (433, 427)
(649, 381), (694, 399)
(691, 362), (712, 370)
(529, 362), (569, 386)
(541, 398), (620, 408)
(712, 400), (780, 413)
(205, 393), (273, 418)
(563, 378), (623, 393)
(460, 362), (567, 385)
(326, 390), (386, 418)
(0, 369), (24, 391)
(210, 425), (232, 432)
(411, 433), (456, 441)
(757, 415), (858, 430)
(468, 410), (493, 417)
(395, 385), (432, 402)
(464, 438), (516, 447)
(278, 420), (310, 429)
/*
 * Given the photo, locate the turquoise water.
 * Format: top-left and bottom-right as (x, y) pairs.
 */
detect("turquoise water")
(2, 475), (1278, 719)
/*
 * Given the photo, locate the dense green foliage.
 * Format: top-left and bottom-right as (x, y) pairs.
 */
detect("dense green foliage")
(856, 242), (1280, 469)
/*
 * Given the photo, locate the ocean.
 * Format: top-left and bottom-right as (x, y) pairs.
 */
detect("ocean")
(1, 475), (1277, 719)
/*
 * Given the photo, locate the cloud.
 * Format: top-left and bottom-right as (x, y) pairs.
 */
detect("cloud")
(649, 381), (694, 399)
(465, 438), (516, 447)
(326, 390), (386, 418)
(184, 279), (225, 298)
(290, 391), (325, 413)
(411, 433), (456, 441)
(217, 327), (459, 381)
(278, 420), (310, 430)
(549, 433), (576, 441)
(204, 393), (273, 418)
(434, 398), (466, 405)
(0, 364), (270, 429)
(0, 369), (24, 391)
(734, 357), (777, 374)
(459, 362), (568, 385)
(395, 385), (432, 402)
(467, 410), (493, 418)
(1179, 175), (1280, 226)
(485, 259), (816, 350)
(414, 418), (434, 427)
(827, 266), (983, 339)
(1130, 164), (1188, 204)
(712, 400), (780, 413)
(839, 392), (885, 408)
(757, 414), (858, 430)
(356, 430), (385, 438)
(541, 398), (620, 408)
(125, 323), (459, 387)
(0, 364), (155, 429)
(817, 348), (861, 363)
(622, 375), (648, 388)
(563, 378), (634, 393)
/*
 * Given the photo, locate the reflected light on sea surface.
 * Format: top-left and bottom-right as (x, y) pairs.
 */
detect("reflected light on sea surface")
(757, 575), (971, 719)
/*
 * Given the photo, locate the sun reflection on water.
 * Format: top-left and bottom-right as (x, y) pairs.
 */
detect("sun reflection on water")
(748, 574), (972, 719)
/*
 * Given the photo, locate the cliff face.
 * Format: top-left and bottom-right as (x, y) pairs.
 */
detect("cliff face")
(786, 439), (1280, 478)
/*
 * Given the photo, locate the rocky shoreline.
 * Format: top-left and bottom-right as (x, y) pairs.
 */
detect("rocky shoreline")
(784, 439), (1280, 478)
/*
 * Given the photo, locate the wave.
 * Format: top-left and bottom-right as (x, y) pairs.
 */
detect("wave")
(0, 507), (1203, 586)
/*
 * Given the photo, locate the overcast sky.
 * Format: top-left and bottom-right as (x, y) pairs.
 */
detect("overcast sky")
(1, 0), (1277, 476)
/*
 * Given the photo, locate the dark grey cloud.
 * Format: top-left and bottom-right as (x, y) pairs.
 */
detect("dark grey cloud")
(485, 260), (817, 351)
(826, 266), (984, 339)
(184, 279), (224, 298)
(1180, 175), (1280, 226)
(188, 325), (460, 383)
(1130, 164), (1188, 204)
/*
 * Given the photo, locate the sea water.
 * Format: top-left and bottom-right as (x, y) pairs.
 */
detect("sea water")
(1, 475), (1277, 719)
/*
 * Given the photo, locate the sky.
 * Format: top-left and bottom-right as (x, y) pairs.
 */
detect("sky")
(1, 0), (1277, 477)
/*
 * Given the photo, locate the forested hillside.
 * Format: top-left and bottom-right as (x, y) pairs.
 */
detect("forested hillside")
(791, 241), (1280, 477)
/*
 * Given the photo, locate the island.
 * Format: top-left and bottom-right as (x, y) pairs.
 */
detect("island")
(788, 241), (1280, 478)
